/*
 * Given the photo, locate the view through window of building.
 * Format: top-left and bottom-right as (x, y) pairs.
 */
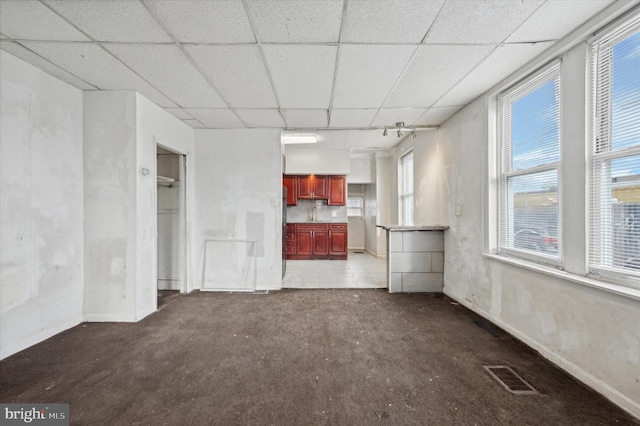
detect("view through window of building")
(347, 196), (363, 217)
(498, 63), (561, 258)
(590, 19), (640, 278)
(399, 151), (414, 226)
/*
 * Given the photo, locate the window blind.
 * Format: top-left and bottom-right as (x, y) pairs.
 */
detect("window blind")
(498, 63), (561, 257)
(590, 16), (640, 277)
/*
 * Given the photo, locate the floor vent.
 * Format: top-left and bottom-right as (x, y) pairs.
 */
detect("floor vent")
(484, 365), (539, 395)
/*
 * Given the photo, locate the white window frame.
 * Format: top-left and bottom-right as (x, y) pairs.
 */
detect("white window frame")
(398, 150), (414, 226)
(347, 195), (364, 218)
(497, 61), (563, 266)
(588, 14), (640, 288)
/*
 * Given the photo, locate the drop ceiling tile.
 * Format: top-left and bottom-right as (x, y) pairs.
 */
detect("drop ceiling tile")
(165, 108), (193, 120)
(105, 44), (225, 108)
(370, 108), (427, 127)
(21, 42), (177, 107)
(145, 0), (255, 43)
(342, 0), (444, 43)
(434, 42), (553, 107)
(425, 0), (544, 44)
(329, 109), (378, 128)
(43, 0), (171, 42)
(506, 0), (614, 43)
(282, 110), (328, 127)
(0, 0), (90, 41)
(0, 42), (96, 89)
(412, 106), (462, 126)
(333, 45), (416, 108)
(185, 45), (277, 108)
(316, 130), (349, 149)
(385, 44), (494, 108)
(245, 0), (343, 43)
(182, 119), (206, 129)
(235, 109), (285, 128)
(263, 45), (337, 108)
(186, 109), (245, 128)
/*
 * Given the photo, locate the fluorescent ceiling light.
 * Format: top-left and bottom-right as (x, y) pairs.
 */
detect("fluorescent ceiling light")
(282, 134), (317, 144)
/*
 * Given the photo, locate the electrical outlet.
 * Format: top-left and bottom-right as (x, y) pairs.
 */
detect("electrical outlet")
(455, 204), (461, 216)
(331, 211), (337, 217)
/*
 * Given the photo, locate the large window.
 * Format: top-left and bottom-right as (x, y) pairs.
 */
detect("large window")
(497, 63), (561, 260)
(590, 17), (640, 278)
(399, 151), (414, 226)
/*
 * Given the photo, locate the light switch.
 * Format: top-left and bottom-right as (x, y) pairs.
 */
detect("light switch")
(455, 204), (461, 216)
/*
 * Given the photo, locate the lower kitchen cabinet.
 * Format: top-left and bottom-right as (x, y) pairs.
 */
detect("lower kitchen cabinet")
(286, 223), (347, 260)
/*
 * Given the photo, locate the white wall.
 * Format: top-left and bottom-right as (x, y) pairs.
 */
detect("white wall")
(440, 88), (640, 417)
(0, 51), (84, 359)
(284, 146), (350, 174)
(135, 94), (195, 311)
(83, 91), (138, 321)
(195, 129), (283, 291)
(84, 91), (194, 321)
(391, 131), (445, 226)
(348, 157), (375, 183)
(375, 154), (393, 256)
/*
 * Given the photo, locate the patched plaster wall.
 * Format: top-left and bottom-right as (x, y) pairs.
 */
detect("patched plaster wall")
(0, 51), (84, 359)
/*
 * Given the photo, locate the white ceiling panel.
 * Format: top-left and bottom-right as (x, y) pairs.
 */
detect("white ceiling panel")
(165, 108), (194, 120)
(43, 0), (172, 42)
(506, 0), (614, 43)
(282, 109), (328, 127)
(263, 45), (337, 108)
(316, 130), (349, 149)
(21, 42), (177, 107)
(425, 0), (544, 44)
(413, 106), (462, 126)
(342, 0), (444, 43)
(0, 42), (96, 89)
(329, 109), (378, 128)
(144, 0), (255, 43)
(182, 119), (206, 129)
(245, 0), (343, 43)
(371, 108), (427, 127)
(186, 109), (245, 128)
(0, 0), (90, 41)
(434, 42), (554, 107)
(105, 44), (225, 108)
(333, 45), (416, 108)
(385, 44), (494, 108)
(235, 109), (286, 128)
(185, 45), (277, 108)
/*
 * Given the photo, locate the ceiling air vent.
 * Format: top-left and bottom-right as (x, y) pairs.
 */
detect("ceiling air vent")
(484, 365), (539, 395)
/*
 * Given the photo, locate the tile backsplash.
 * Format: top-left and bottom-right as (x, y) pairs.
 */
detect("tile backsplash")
(287, 199), (347, 223)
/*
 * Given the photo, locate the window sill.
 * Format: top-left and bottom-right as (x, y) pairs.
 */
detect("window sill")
(483, 253), (640, 302)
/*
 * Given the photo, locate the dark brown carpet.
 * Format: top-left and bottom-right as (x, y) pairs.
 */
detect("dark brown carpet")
(1, 289), (637, 425)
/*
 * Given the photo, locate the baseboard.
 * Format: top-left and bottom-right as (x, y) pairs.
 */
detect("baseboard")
(443, 289), (640, 420)
(83, 314), (138, 322)
(0, 317), (82, 360)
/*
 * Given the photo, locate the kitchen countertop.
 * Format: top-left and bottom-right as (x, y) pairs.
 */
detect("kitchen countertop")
(287, 221), (347, 224)
(376, 225), (449, 231)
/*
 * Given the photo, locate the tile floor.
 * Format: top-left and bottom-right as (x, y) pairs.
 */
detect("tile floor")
(283, 250), (387, 289)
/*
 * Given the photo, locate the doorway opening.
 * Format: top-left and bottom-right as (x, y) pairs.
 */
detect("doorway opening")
(156, 144), (187, 308)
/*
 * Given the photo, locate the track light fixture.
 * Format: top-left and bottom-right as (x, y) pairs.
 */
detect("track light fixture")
(380, 121), (436, 137)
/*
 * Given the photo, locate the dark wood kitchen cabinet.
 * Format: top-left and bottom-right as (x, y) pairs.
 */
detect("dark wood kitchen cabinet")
(329, 224), (347, 256)
(283, 176), (298, 206)
(297, 175), (327, 200)
(286, 223), (347, 260)
(283, 174), (346, 205)
(327, 175), (346, 206)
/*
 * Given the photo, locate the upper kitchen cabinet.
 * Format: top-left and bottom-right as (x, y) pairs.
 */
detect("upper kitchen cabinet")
(283, 175), (298, 206)
(328, 175), (346, 206)
(298, 175), (327, 200)
(283, 174), (346, 206)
